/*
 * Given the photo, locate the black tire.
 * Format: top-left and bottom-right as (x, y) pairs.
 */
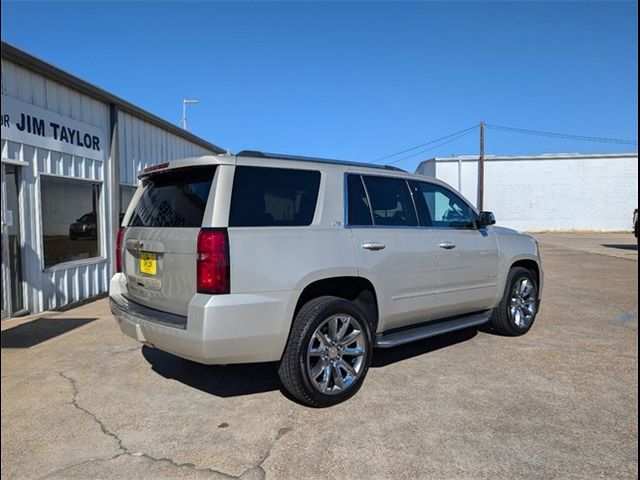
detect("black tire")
(278, 296), (373, 408)
(489, 267), (539, 336)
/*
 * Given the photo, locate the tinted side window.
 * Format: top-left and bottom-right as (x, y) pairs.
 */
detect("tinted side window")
(128, 167), (215, 228)
(347, 174), (373, 226)
(362, 176), (418, 226)
(419, 182), (476, 228)
(229, 166), (321, 227)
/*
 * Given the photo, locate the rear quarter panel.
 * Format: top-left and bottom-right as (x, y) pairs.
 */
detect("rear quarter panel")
(223, 164), (358, 298)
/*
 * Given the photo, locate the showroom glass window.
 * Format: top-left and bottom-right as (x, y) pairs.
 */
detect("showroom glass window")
(40, 177), (101, 268)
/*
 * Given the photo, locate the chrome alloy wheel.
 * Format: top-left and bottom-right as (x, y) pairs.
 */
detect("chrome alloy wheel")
(509, 277), (537, 329)
(306, 314), (367, 395)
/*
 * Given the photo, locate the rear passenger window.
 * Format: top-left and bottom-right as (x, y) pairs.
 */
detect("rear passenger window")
(347, 175), (373, 226)
(229, 166), (321, 227)
(361, 176), (418, 226)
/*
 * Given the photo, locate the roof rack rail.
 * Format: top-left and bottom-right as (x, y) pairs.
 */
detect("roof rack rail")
(235, 150), (407, 172)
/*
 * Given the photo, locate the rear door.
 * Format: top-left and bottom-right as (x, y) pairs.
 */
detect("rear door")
(413, 181), (500, 317)
(122, 166), (216, 316)
(347, 174), (438, 332)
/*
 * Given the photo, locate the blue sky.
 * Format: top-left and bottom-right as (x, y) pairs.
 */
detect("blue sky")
(2, 1), (637, 170)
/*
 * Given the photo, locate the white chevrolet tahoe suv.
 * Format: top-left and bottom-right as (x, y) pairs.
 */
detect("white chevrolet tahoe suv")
(110, 151), (543, 407)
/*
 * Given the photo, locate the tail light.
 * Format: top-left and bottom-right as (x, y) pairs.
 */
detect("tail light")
(115, 227), (125, 273)
(197, 228), (230, 294)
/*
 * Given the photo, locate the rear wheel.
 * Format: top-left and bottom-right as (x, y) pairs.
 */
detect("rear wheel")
(278, 296), (373, 407)
(489, 267), (539, 336)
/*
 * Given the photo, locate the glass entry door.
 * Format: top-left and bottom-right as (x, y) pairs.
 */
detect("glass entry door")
(1, 163), (26, 319)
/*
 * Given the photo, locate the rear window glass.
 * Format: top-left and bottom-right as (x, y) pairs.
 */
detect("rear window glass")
(229, 166), (321, 227)
(128, 166), (215, 228)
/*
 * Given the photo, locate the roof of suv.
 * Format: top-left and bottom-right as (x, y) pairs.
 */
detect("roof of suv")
(236, 150), (407, 173)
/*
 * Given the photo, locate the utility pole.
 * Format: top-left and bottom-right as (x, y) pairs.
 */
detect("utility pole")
(478, 121), (485, 211)
(179, 99), (199, 130)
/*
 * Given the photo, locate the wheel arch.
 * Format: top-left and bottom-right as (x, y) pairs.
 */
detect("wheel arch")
(510, 259), (541, 287)
(293, 276), (379, 333)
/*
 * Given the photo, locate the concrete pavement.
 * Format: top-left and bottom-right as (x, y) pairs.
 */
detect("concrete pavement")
(1, 235), (637, 479)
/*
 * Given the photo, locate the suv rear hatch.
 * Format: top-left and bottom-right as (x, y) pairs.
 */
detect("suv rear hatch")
(121, 166), (216, 316)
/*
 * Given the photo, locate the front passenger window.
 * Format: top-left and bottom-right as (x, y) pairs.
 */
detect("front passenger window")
(419, 183), (476, 229)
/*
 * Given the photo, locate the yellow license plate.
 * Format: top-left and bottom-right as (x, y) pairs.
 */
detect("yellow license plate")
(139, 252), (157, 275)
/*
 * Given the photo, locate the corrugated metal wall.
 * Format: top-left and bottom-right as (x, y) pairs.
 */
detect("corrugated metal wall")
(118, 111), (214, 186)
(1, 58), (219, 314)
(1, 59), (111, 312)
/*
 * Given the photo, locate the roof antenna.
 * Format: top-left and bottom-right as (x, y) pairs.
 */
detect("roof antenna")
(179, 99), (199, 130)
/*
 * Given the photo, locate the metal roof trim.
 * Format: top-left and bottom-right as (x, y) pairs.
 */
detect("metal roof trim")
(236, 150), (407, 172)
(1, 41), (226, 154)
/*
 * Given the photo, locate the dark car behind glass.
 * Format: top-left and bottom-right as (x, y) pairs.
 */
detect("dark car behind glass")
(69, 212), (97, 240)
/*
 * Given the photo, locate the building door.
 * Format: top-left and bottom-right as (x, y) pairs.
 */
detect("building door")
(1, 163), (26, 319)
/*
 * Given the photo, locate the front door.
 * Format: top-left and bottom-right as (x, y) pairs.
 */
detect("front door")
(1, 163), (26, 319)
(413, 180), (500, 318)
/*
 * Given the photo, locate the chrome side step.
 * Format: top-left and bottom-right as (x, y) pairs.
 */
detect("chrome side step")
(374, 310), (492, 348)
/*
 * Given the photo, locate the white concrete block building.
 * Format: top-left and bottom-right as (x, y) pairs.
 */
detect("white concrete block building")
(416, 153), (638, 232)
(1, 42), (225, 319)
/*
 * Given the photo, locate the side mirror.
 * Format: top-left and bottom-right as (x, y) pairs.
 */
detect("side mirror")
(478, 211), (496, 227)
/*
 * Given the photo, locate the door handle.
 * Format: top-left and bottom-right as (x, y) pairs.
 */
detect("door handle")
(361, 242), (385, 251)
(438, 242), (456, 250)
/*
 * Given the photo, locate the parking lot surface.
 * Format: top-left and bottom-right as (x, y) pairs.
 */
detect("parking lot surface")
(1, 234), (637, 479)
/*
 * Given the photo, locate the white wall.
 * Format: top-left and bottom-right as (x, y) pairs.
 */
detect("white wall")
(417, 154), (638, 232)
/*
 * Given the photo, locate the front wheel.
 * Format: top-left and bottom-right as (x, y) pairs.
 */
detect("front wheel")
(489, 267), (539, 336)
(278, 296), (373, 407)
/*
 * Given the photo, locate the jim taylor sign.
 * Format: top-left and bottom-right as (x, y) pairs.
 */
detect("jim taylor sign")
(1, 96), (105, 160)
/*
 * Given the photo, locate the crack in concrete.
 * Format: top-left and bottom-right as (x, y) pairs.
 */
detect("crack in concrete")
(58, 371), (238, 479)
(59, 372), (127, 454)
(238, 410), (297, 480)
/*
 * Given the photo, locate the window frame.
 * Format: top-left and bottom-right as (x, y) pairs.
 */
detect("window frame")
(344, 173), (423, 228)
(345, 173), (479, 230)
(39, 174), (106, 272)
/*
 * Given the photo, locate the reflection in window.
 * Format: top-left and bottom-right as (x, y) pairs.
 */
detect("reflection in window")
(419, 183), (476, 228)
(41, 178), (101, 268)
(128, 167), (215, 228)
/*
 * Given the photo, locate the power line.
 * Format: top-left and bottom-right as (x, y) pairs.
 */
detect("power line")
(373, 125), (479, 163)
(387, 128), (478, 165)
(485, 123), (638, 146)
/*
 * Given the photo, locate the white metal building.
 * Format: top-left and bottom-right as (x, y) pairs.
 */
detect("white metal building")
(1, 42), (225, 319)
(416, 153), (638, 232)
